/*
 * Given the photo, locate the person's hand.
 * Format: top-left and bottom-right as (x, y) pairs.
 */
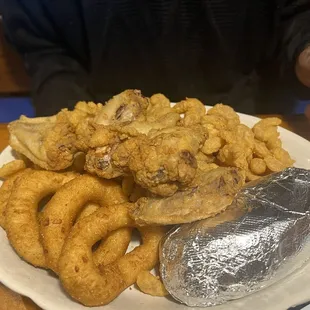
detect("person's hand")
(295, 45), (310, 88)
(295, 46), (310, 118)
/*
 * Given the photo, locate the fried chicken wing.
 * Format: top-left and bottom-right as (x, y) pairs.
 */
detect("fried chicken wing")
(84, 120), (158, 179)
(86, 95), (179, 178)
(8, 115), (76, 170)
(129, 167), (245, 225)
(85, 126), (206, 196)
(127, 127), (205, 196)
(8, 102), (102, 170)
(86, 134), (140, 179)
(7, 89), (294, 198)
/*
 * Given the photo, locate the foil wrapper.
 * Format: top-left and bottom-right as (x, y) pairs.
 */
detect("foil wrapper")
(160, 168), (310, 307)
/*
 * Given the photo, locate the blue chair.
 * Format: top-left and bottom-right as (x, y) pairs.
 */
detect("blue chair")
(0, 97), (35, 122)
(295, 100), (310, 115)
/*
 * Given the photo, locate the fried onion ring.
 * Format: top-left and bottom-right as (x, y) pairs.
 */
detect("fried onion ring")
(0, 169), (31, 229)
(58, 203), (165, 306)
(40, 174), (128, 273)
(5, 171), (77, 267)
(136, 271), (169, 296)
(76, 202), (133, 268)
(93, 227), (133, 268)
(76, 203), (100, 222)
(0, 160), (27, 179)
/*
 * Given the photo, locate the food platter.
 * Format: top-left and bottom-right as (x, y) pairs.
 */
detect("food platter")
(1, 109), (310, 310)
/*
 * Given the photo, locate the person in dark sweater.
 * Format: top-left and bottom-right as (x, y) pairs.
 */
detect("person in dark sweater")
(2, 0), (310, 116)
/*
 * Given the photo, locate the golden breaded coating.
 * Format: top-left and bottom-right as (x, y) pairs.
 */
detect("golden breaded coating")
(7, 90), (294, 197)
(5, 170), (77, 267)
(0, 160), (27, 179)
(129, 167), (245, 225)
(136, 271), (168, 297)
(58, 203), (165, 306)
(40, 174), (128, 273)
(8, 102), (102, 170)
(0, 169), (31, 229)
(94, 89), (149, 125)
(207, 103), (240, 129)
(250, 158), (267, 175)
(173, 98), (206, 126)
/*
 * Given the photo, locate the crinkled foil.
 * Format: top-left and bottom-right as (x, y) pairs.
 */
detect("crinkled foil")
(160, 168), (310, 307)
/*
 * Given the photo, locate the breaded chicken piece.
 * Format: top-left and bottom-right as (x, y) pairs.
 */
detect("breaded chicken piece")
(8, 102), (102, 170)
(128, 126), (206, 196)
(85, 126), (207, 196)
(94, 89), (149, 125)
(129, 167), (245, 225)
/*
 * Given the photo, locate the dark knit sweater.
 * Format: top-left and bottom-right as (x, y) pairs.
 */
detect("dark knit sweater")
(2, 0), (310, 115)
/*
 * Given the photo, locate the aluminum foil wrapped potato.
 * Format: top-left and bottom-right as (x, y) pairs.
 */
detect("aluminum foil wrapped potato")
(160, 168), (310, 307)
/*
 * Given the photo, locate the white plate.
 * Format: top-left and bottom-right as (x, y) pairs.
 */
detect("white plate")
(1, 111), (310, 310)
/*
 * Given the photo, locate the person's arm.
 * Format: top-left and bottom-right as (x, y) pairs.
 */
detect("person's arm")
(2, 0), (93, 116)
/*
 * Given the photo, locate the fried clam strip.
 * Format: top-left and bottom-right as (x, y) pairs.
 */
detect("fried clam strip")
(0, 160), (27, 179)
(58, 203), (166, 306)
(207, 103), (240, 129)
(217, 124), (255, 171)
(172, 98), (206, 126)
(5, 170), (77, 267)
(252, 118), (295, 172)
(252, 117), (282, 148)
(129, 167), (245, 225)
(40, 174), (129, 273)
(0, 169), (32, 229)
